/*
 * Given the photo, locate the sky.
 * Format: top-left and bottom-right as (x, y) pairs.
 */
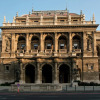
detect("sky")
(0, 0), (100, 32)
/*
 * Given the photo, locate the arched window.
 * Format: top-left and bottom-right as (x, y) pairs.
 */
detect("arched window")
(45, 36), (53, 49)
(31, 36), (39, 50)
(17, 36), (26, 51)
(72, 35), (81, 49)
(58, 35), (67, 49)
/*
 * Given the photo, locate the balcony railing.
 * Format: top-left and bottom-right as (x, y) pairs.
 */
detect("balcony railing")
(45, 49), (52, 53)
(74, 49), (81, 53)
(30, 49), (39, 53)
(15, 48), (82, 58)
(59, 49), (67, 53)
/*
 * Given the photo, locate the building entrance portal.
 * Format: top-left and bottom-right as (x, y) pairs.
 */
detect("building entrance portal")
(42, 64), (52, 83)
(25, 64), (35, 83)
(59, 64), (70, 83)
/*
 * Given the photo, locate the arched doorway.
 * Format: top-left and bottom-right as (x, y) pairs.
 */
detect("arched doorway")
(42, 64), (52, 83)
(25, 64), (35, 83)
(59, 64), (70, 83)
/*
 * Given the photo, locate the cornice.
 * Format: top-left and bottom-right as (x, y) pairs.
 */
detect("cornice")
(0, 24), (99, 29)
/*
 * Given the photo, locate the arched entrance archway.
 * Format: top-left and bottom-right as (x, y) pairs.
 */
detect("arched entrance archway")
(59, 64), (70, 83)
(42, 64), (52, 83)
(25, 64), (35, 83)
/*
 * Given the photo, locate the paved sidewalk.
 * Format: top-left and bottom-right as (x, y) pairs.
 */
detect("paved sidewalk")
(0, 86), (100, 93)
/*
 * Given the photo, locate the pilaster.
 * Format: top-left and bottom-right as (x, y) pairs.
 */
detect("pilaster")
(83, 32), (87, 56)
(93, 32), (97, 56)
(69, 32), (72, 54)
(54, 32), (58, 55)
(40, 33), (44, 52)
(11, 33), (15, 57)
(26, 33), (29, 53)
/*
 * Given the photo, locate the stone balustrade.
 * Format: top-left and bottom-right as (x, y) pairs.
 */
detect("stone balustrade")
(3, 21), (94, 26)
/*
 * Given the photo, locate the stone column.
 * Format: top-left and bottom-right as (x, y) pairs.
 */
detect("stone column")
(40, 33), (44, 52)
(14, 34), (18, 52)
(35, 63), (41, 84)
(15, 40), (17, 52)
(53, 63), (59, 84)
(93, 32), (97, 56)
(55, 32), (58, 53)
(83, 32), (87, 56)
(26, 33), (29, 53)
(69, 32), (72, 54)
(19, 61), (25, 84)
(11, 33), (15, 57)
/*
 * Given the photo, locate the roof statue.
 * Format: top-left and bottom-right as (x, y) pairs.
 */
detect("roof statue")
(3, 16), (6, 23)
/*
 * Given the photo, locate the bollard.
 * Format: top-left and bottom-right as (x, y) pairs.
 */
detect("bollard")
(66, 85), (67, 92)
(75, 85), (76, 92)
(93, 85), (94, 92)
(84, 85), (85, 92)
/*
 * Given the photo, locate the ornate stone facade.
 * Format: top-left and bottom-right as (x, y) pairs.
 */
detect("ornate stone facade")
(0, 9), (100, 84)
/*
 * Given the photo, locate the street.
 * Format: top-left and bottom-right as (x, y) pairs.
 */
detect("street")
(0, 92), (100, 100)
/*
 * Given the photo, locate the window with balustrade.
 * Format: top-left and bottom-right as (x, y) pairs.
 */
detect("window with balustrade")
(45, 36), (53, 49)
(31, 36), (39, 51)
(17, 36), (26, 53)
(72, 35), (81, 51)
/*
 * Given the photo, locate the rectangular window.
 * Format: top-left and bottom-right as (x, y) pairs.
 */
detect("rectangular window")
(91, 66), (93, 70)
(21, 44), (25, 49)
(60, 20), (64, 22)
(5, 65), (10, 72)
(60, 44), (64, 49)
(73, 44), (78, 49)
(34, 44), (38, 49)
(73, 20), (78, 21)
(47, 44), (51, 49)
(21, 21), (26, 23)
(34, 21), (38, 22)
